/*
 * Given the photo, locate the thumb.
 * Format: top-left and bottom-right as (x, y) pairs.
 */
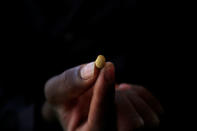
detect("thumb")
(88, 62), (116, 130)
(45, 61), (99, 105)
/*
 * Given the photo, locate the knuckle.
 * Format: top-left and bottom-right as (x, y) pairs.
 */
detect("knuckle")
(44, 78), (53, 98)
(44, 76), (60, 104)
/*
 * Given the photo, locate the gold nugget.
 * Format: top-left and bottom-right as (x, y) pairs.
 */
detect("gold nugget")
(95, 55), (106, 69)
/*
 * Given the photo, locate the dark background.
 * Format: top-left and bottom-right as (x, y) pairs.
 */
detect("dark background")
(1, 0), (192, 130)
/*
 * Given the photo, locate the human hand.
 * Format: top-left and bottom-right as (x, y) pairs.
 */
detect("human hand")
(43, 60), (163, 131)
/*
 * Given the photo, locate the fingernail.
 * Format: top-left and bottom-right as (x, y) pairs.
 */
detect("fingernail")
(80, 62), (95, 80)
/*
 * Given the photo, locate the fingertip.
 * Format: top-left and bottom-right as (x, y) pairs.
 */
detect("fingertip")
(103, 62), (115, 82)
(105, 62), (115, 70)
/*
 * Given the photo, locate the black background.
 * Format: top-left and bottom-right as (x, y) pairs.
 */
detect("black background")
(1, 0), (193, 130)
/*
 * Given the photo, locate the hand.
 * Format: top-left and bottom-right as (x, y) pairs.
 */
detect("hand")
(43, 62), (163, 131)
(115, 83), (164, 130)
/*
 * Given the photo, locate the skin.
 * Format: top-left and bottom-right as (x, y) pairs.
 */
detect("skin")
(43, 62), (164, 131)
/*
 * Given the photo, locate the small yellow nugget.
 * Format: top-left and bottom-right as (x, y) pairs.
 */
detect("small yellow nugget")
(95, 55), (106, 69)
